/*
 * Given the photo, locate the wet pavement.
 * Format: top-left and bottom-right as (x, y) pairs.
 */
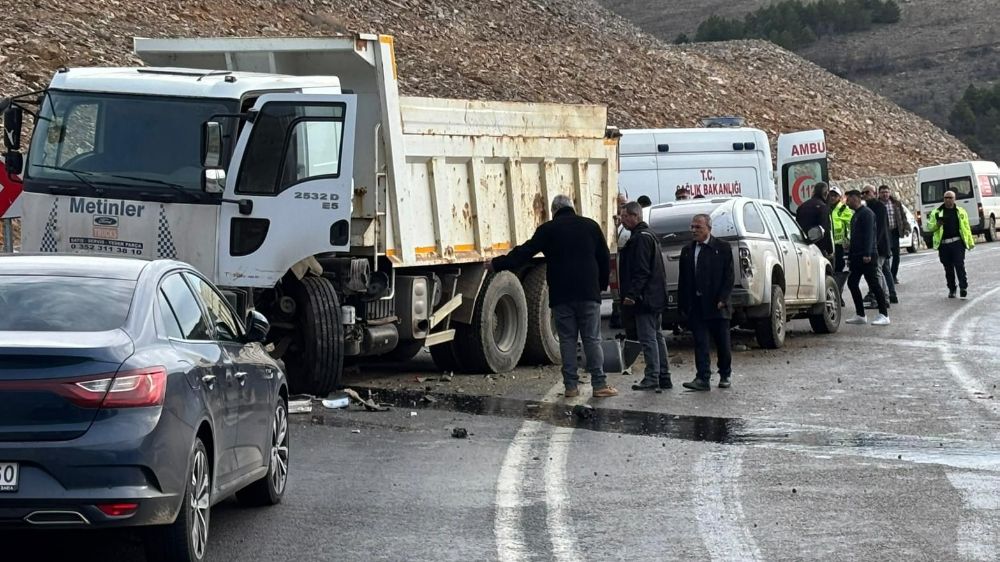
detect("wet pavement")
(6, 244), (1000, 560)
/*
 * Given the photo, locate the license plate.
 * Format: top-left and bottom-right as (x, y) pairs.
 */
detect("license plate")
(0, 462), (18, 492)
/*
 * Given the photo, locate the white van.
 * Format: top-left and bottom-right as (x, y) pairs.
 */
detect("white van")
(619, 127), (777, 205)
(619, 127), (829, 212)
(916, 161), (1000, 244)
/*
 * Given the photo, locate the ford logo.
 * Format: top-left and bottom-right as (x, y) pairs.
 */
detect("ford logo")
(94, 216), (118, 227)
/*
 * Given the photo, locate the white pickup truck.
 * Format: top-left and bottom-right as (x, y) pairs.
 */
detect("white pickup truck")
(1, 34), (619, 394)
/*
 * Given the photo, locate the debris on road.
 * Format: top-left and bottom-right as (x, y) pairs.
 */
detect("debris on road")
(572, 404), (595, 419)
(351, 429), (361, 434)
(321, 394), (350, 409)
(451, 427), (468, 439)
(410, 411), (418, 417)
(289, 394), (314, 414)
(343, 388), (391, 412)
(421, 395), (438, 404)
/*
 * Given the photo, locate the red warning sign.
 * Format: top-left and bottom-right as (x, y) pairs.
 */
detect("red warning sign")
(0, 170), (23, 217)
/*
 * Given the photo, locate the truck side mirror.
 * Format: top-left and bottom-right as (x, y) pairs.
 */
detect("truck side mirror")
(4, 152), (23, 176)
(3, 105), (23, 151)
(201, 121), (223, 168)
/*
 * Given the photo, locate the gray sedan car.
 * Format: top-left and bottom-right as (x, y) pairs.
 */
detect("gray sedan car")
(0, 255), (289, 562)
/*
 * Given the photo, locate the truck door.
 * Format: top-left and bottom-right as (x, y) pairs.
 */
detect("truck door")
(218, 94), (357, 288)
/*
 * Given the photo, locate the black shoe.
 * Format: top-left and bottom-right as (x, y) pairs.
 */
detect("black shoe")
(682, 378), (711, 391)
(659, 378), (673, 389)
(718, 377), (732, 388)
(631, 380), (659, 391)
(961, 289), (968, 299)
(889, 295), (899, 304)
(948, 289), (957, 299)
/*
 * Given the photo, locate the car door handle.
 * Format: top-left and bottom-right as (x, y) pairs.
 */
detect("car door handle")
(201, 374), (217, 389)
(234, 372), (248, 386)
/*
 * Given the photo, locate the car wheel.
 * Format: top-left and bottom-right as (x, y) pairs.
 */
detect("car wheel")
(754, 284), (786, 349)
(907, 228), (919, 254)
(237, 399), (290, 507)
(146, 438), (211, 562)
(986, 216), (996, 243)
(808, 275), (842, 334)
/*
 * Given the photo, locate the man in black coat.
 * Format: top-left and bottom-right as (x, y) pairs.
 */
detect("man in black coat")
(488, 194), (618, 398)
(861, 185), (897, 304)
(677, 213), (734, 391)
(844, 190), (890, 325)
(618, 201), (671, 391)
(795, 181), (834, 258)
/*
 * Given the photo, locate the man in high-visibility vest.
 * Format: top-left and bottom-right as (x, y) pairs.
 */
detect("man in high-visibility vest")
(927, 190), (975, 299)
(828, 185), (853, 303)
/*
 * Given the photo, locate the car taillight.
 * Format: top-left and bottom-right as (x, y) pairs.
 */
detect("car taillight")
(96, 503), (140, 517)
(739, 246), (753, 279)
(66, 367), (167, 409)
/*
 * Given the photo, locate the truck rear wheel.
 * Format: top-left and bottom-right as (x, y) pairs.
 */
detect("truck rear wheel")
(519, 265), (560, 366)
(285, 276), (343, 395)
(754, 284), (786, 349)
(457, 271), (528, 373)
(808, 275), (842, 334)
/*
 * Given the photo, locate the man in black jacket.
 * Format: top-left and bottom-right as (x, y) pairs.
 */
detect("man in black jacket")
(618, 201), (671, 391)
(488, 194), (618, 398)
(795, 181), (834, 258)
(844, 190), (890, 325)
(677, 213), (734, 391)
(878, 184), (905, 284)
(861, 185), (897, 304)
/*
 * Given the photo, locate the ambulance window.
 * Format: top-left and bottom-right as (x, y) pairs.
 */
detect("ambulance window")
(742, 203), (766, 234)
(947, 177), (974, 199)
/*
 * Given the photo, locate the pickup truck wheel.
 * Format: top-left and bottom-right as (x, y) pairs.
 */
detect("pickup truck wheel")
(520, 265), (560, 365)
(754, 284), (786, 349)
(986, 216), (996, 242)
(285, 276), (343, 395)
(906, 227), (919, 254)
(457, 271), (528, 373)
(808, 275), (842, 334)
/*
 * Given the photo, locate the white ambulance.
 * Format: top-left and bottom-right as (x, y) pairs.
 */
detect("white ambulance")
(916, 160), (1000, 244)
(618, 125), (828, 210)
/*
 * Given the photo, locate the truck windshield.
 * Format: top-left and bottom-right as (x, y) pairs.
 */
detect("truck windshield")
(26, 90), (237, 198)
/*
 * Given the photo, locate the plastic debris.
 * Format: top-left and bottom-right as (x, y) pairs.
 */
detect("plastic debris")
(288, 394), (314, 414)
(451, 427), (468, 439)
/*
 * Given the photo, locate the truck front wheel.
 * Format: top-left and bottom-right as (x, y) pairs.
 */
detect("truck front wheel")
(457, 271), (528, 373)
(285, 276), (344, 395)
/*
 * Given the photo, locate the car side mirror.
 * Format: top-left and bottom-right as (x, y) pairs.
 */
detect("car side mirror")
(806, 225), (825, 243)
(245, 310), (270, 343)
(3, 104), (23, 151)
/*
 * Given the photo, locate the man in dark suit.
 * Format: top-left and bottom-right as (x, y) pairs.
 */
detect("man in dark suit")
(861, 185), (896, 304)
(677, 213), (734, 391)
(844, 190), (890, 325)
(488, 194), (618, 398)
(618, 201), (671, 391)
(795, 181), (834, 258)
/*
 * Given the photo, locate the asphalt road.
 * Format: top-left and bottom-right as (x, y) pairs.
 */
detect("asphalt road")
(6, 244), (1000, 561)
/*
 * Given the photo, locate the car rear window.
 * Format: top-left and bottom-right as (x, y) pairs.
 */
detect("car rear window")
(647, 202), (736, 242)
(0, 276), (136, 331)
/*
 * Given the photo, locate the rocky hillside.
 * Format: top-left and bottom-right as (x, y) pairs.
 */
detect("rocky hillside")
(0, 0), (976, 178)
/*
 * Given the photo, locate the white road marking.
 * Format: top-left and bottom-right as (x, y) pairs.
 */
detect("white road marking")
(495, 420), (544, 562)
(693, 448), (762, 562)
(496, 381), (582, 562)
(946, 472), (1000, 561)
(544, 426), (581, 562)
(940, 285), (1000, 418)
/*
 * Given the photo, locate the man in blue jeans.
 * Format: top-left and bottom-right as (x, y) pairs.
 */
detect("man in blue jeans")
(617, 201), (671, 391)
(488, 194), (618, 398)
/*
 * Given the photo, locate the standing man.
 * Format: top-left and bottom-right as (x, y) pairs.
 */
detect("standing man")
(844, 190), (890, 325)
(677, 213), (734, 391)
(927, 190), (975, 299)
(675, 186), (692, 201)
(610, 191), (630, 330)
(795, 181), (834, 258)
(618, 201), (672, 391)
(861, 186), (897, 304)
(878, 184), (905, 285)
(829, 185), (853, 306)
(488, 194), (618, 398)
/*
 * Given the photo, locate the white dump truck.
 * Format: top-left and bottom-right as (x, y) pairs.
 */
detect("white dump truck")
(1, 34), (619, 394)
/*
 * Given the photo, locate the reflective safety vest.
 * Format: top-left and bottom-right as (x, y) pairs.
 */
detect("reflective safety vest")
(831, 202), (853, 244)
(927, 205), (975, 250)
